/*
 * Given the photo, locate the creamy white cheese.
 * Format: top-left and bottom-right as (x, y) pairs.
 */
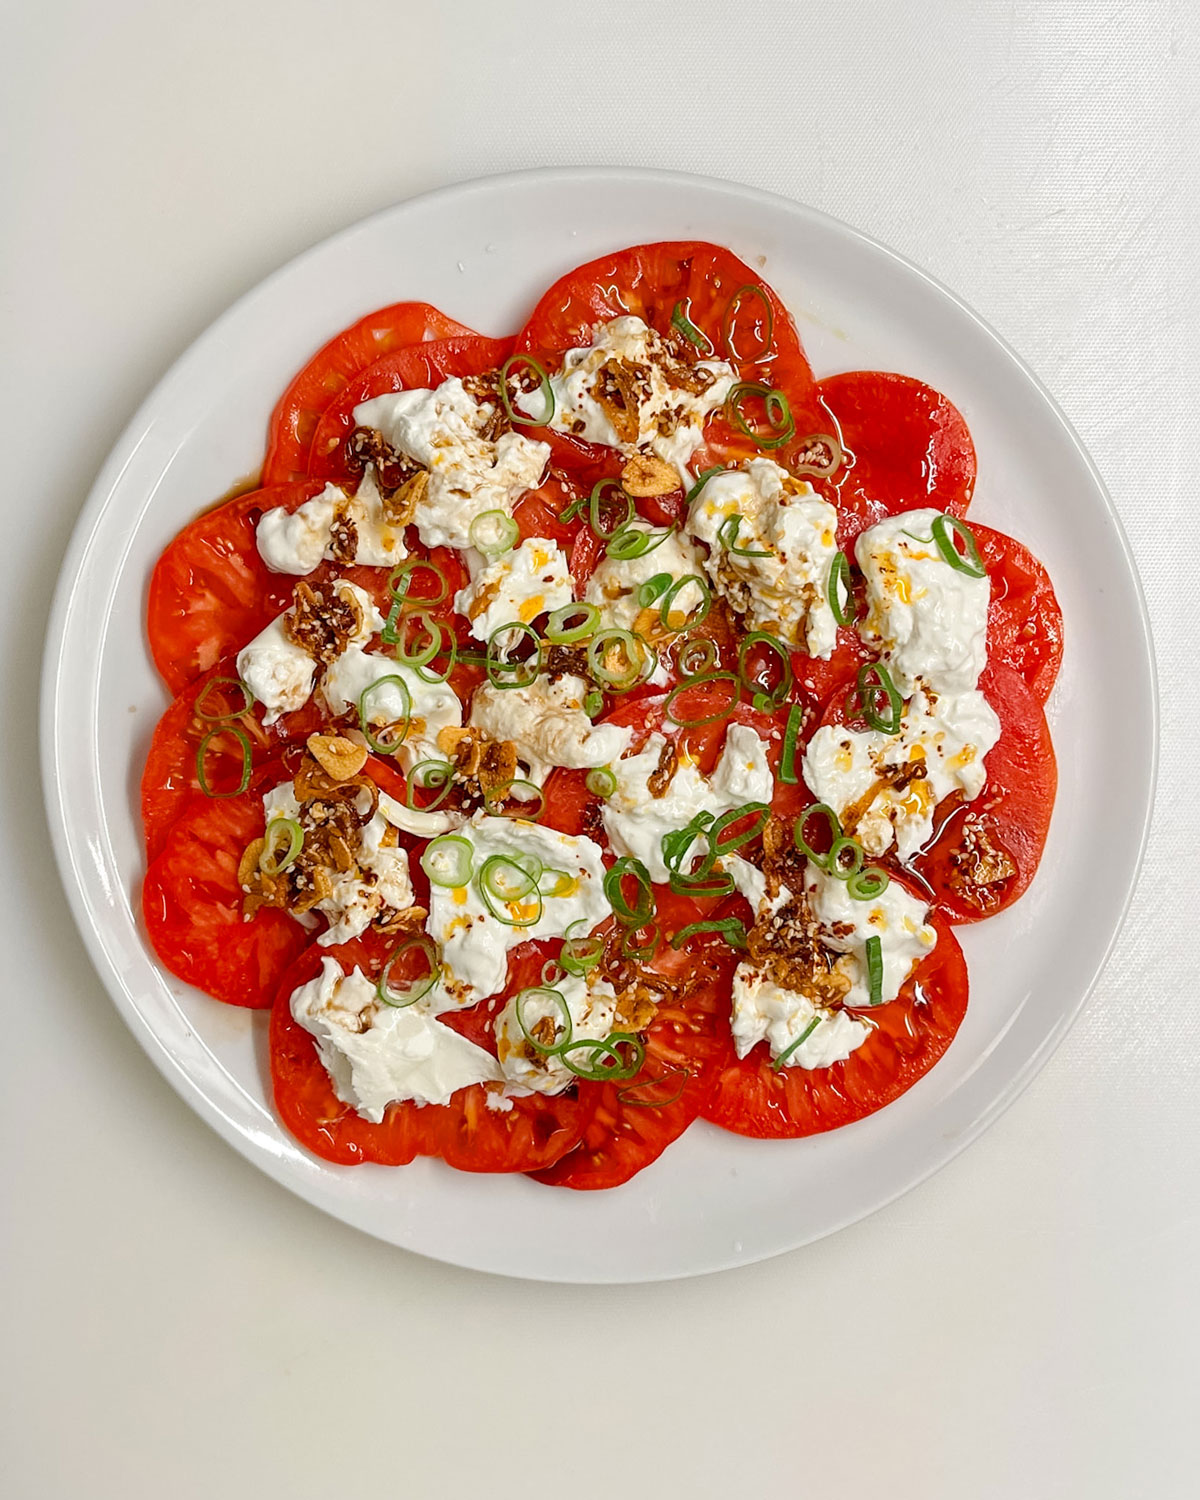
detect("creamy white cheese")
(686, 459), (840, 657)
(237, 580), (380, 725)
(583, 529), (705, 636)
(803, 862), (937, 1009)
(803, 685), (1001, 861)
(290, 958), (501, 1121)
(353, 378), (549, 550)
(722, 853), (767, 912)
(453, 537), (573, 644)
(522, 315), (734, 479)
(602, 722), (773, 882)
(731, 964), (871, 1068)
(494, 972), (618, 1096)
(425, 814), (610, 1010)
(468, 673), (633, 784)
(855, 509), (990, 696)
(254, 472), (410, 575)
(321, 647), (462, 771)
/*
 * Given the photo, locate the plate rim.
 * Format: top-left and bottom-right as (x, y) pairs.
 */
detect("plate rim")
(39, 165), (1159, 1282)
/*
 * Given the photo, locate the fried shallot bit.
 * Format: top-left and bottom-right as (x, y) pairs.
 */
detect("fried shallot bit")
(381, 469), (428, 526)
(306, 732), (369, 782)
(437, 725), (520, 796)
(746, 884), (851, 1008)
(344, 425), (422, 495)
(592, 358), (649, 444)
(614, 987), (659, 1032)
(284, 581), (362, 666)
(646, 737), (680, 799)
(620, 452), (680, 498)
(838, 757), (928, 841)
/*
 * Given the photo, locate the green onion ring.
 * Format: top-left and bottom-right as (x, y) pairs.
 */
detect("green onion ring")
(380, 597), (404, 647)
(772, 1015), (823, 1071)
(670, 298), (712, 352)
(673, 636), (718, 677)
(560, 920), (603, 976)
(545, 602), (599, 644)
(737, 631), (793, 710)
(395, 609), (442, 668)
(477, 855), (543, 926)
(559, 1033), (645, 1082)
(537, 867), (576, 899)
(558, 492), (587, 525)
(482, 779), (546, 820)
(585, 766), (617, 799)
(658, 573), (712, 634)
(615, 1064), (691, 1108)
(684, 466), (727, 506)
(358, 675), (412, 756)
(259, 816), (303, 876)
(540, 959), (566, 987)
(587, 628), (649, 690)
(468, 509), (519, 558)
(828, 551), (857, 627)
(604, 856), (655, 928)
(377, 936), (440, 1008)
(931, 514), (986, 578)
(664, 670), (740, 727)
(779, 702), (805, 786)
(828, 835), (865, 879)
(668, 868), (735, 899)
(405, 758), (455, 813)
(717, 512), (774, 558)
(588, 478), (634, 540)
(794, 803), (843, 867)
(637, 572), (672, 607)
(670, 917), (748, 950)
(388, 558), (448, 605)
(846, 661), (904, 735)
(414, 638), (459, 685)
(865, 934), (884, 1006)
(606, 525), (674, 562)
(196, 726), (253, 798)
(726, 382), (796, 449)
(500, 353), (555, 427)
(515, 986), (573, 1054)
(582, 688), (604, 718)
(485, 621), (542, 690)
(722, 284), (775, 362)
(420, 834), (474, 888)
(846, 866), (891, 901)
(710, 802), (771, 857)
(195, 676), (253, 722)
(621, 922), (660, 962)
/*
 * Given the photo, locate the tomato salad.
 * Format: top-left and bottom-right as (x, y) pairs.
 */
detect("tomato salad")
(140, 243), (1060, 1190)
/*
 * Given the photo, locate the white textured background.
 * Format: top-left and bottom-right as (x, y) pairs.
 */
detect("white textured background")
(3, 2), (1197, 1497)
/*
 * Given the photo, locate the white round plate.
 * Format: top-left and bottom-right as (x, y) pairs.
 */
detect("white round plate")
(41, 168), (1155, 1283)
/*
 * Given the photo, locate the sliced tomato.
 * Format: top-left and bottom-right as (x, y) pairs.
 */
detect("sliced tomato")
(305, 334), (514, 484)
(270, 931), (588, 1172)
(704, 913), (966, 1137)
(262, 303), (476, 485)
(972, 522), (1064, 704)
(141, 661), (326, 860)
(532, 942), (736, 1191)
(911, 662), (1057, 922)
(513, 242), (816, 476)
(147, 481), (327, 695)
(142, 760), (311, 1008)
(811, 370), (975, 545)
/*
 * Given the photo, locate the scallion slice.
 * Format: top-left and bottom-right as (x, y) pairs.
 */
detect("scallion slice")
(828, 835), (864, 879)
(259, 816), (303, 876)
(587, 628), (650, 690)
(485, 621), (541, 689)
(545, 602), (599, 644)
(668, 867), (735, 899)
(772, 1015), (822, 1071)
(846, 866), (890, 901)
(394, 609), (442, 668)
(607, 524), (674, 561)
(794, 803), (842, 866)
(421, 835), (473, 888)
(585, 766), (617, 799)
(846, 662), (903, 735)
(560, 919), (603, 976)
(670, 917), (748, 950)
(684, 466), (727, 506)
(673, 636), (718, 677)
(616, 1064), (691, 1108)
(670, 298), (712, 352)
(737, 630), (793, 710)
(865, 935), (884, 1006)
(377, 936), (440, 1008)
(779, 702), (804, 785)
(828, 550), (857, 627)
(388, 558), (448, 605)
(710, 802), (770, 857)
(477, 854), (543, 926)
(588, 478), (634, 540)
(664, 670), (740, 727)
(482, 779), (545, 820)
(468, 509), (519, 559)
(559, 1033), (645, 1082)
(500, 353), (555, 427)
(537, 867), (576, 899)
(196, 726), (253, 799)
(637, 572), (672, 607)
(931, 514), (986, 577)
(621, 922), (660, 962)
(195, 676), (252, 722)
(583, 688), (604, 718)
(604, 856), (655, 928)
(515, 986), (572, 1054)
(726, 382), (796, 449)
(358, 675), (412, 755)
(717, 513), (773, 558)
(722, 284), (775, 362)
(405, 759), (455, 813)
(658, 573), (712, 634)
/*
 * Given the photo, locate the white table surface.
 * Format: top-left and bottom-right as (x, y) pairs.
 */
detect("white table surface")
(4, 3), (1197, 1496)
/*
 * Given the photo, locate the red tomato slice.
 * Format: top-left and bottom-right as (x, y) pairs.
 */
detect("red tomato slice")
(532, 943), (737, 1191)
(305, 335), (514, 484)
(262, 303), (476, 485)
(147, 481), (325, 695)
(141, 661), (325, 861)
(972, 522), (1064, 704)
(812, 370), (976, 545)
(911, 662), (1057, 922)
(142, 759), (311, 1008)
(270, 930), (589, 1172)
(704, 913), (967, 1137)
(513, 242), (816, 476)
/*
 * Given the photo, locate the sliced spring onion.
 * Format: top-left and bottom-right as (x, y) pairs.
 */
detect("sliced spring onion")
(358, 675), (412, 755)
(794, 803), (842, 865)
(931, 514), (986, 577)
(772, 1015), (822, 1071)
(684, 466), (727, 506)
(847, 866), (891, 901)
(420, 835), (474, 888)
(537, 867), (576, 899)
(560, 920), (603, 976)
(468, 509), (519, 559)
(737, 630), (792, 710)
(710, 802), (770, 857)
(670, 917), (748, 950)
(828, 550), (857, 627)
(637, 572), (672, 607)
(779, 702), (805, 785)
(673, 636), (718, 677)
(541, 959), (565, 988)
(405, 759), (455, 812)
(545, 602), (599, 644)
(717, 513), (773, 558)
(589, 478), (634, 540)
(259, 816), (303, 876)
(477, 854), (543, 926)
(607, 524), (674, 561)
(670, 298), (712, 352)
(726, 382), (796, 449)
(515, 986), (572, 1053)
(485, 621), (541, 689)
(828, 835), (864, 879)
(582, 688), (604, 718)
(722, 284), (775, 362)
(196, 726), (252, 798)
(377, 937), (440, 1008)
(388, 558), (448, 605)
(604, 856), (655, 928)
(846, 661), (904, 735)
(668, 867), (735, 899)
(482, 779), (545, 820)
(380, 597), (404, 647)
(414, 637), (459, 685)
(865, 935), (884, 1006)
(558, 491), (587, 525)
(662, 810), (716, 881)
(559, 1033), (645, 1082)
(394, 609), (442, 668)
(195, 676), (253, 722)
(615, 1064), (691, 1108)
(499, 353), (554, 427)
(585, 766), (617, 799)
(621, 922), (660, 962)
(587, 628), (649, 690)
(664, 670), (740, 727)
(659, 573), (712, 633)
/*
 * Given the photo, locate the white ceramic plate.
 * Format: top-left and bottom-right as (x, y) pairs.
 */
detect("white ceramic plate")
(41, 168), (1155, 1283)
